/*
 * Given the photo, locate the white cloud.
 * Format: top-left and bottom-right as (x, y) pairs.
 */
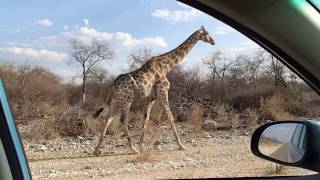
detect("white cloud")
(76, 27), (167, 47)
(35, 19), (53, 27)
(64, 25), (69, 30)
(83, 18), (89, 26)
(151, 8), (203, 22)
(214, 26), (236, 35)
(0, 47), (67, 61)
(32, 26), (167, 49)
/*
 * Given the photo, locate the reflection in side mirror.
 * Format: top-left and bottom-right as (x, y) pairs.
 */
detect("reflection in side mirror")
(258, 123), (306, 163)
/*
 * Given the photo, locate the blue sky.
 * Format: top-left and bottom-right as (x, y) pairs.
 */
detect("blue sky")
(0, 0), (260, 81)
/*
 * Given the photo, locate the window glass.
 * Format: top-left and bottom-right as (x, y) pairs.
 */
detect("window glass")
(309, 0), (320, 11)
(0, 139), (13, 180)
(1, 0), (319, 179)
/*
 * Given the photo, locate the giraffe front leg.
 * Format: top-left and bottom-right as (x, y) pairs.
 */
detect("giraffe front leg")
(163, 105), (186, 150)
(139, 100), (155, 152)
(157, 82), (186, 151)
(94, 116), (114, 156)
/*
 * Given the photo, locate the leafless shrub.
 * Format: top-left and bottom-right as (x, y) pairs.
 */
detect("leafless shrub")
(56, 106), (88, 137)
(29, 118), (60, 140)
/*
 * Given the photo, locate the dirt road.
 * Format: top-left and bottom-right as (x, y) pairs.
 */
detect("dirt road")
(21, 125), (315, 179)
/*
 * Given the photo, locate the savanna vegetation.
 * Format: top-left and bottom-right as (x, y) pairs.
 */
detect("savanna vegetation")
(1, 39), (320, 140)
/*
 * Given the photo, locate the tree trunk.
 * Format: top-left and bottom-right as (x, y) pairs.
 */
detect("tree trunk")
(211, 73), (215, 101)
(82, 76), (86, 103)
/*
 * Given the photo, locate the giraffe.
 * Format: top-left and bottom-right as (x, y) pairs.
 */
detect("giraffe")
(93, 26), (215, 156)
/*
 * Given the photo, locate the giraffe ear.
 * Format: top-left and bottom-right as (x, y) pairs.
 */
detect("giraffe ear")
(199, 26), (204, 33)
(199, 26), (205, 33)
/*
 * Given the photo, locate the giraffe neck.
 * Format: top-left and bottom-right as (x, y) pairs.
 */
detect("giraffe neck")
(157, 30), (200, 72)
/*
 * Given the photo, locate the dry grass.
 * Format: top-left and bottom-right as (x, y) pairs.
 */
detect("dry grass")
(265, 163), (286, 175)
(188, 103), (205, 125)
(131, 148), (155, 163)
(187, 103), (206, 139)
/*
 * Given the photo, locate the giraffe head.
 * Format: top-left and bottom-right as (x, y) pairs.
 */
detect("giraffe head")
(198, 26), (215, 45)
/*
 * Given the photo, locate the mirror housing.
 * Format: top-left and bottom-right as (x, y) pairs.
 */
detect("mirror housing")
(251, 120), (320, 172)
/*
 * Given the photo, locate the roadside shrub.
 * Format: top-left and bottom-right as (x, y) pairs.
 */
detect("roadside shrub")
(260, 93), (295, 121)
(56, 106), (88, 137)
(29, 118), (60, 140)
(188, 103), (205, 125)
(29, 106), (91, 140)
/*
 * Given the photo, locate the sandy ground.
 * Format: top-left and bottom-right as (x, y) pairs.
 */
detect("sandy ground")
(19, 123), (315, 180)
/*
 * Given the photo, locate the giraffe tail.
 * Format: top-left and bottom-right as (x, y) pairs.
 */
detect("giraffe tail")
(92, 88), (113, 119)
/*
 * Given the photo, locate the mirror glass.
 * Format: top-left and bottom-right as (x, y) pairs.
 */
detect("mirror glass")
(258, 123), (306, 163)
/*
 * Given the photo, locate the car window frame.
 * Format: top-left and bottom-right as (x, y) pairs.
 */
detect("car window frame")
(0, 79), (31, 180)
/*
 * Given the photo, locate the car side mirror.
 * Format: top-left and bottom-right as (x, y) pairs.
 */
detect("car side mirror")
(251, 120), (320, 172)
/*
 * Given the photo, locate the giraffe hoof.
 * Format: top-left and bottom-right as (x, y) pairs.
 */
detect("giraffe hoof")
(93, 150), (101, 156)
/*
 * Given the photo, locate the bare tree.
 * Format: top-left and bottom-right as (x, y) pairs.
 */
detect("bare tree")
(127, 47), (154, 71)
(203, 51), (232, 100)
(90, 67), (109, 84)
(234, 53), (263, 83)
(270, 55), (286, 87)
(203, 51), (223, 100)
(70, 39), (113, 102)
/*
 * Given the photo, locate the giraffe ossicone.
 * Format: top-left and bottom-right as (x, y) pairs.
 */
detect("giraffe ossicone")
(93, 26), (215, 156)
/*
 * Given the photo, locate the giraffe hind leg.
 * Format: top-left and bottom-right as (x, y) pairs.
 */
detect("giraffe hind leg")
(93, 116), (114, 156)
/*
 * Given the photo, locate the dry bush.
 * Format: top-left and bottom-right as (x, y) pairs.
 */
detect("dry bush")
(56, 106), (88, 137)
(29, 106), (92, 140)
(29, 118), (60, 140)
(260, 93), (295, 121)
(1, 64), (69, 121)
(229, 82), (275, 110)
(187, 103), (206, 138)
(213, 104), (240, 126)
(188, 103), (205, 125)
(242, 108), (259, 129)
